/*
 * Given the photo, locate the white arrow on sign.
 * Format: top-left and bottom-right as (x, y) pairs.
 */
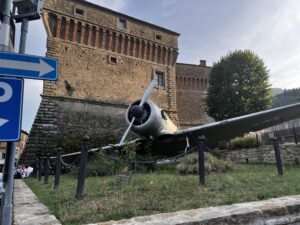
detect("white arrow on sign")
(0, 118), (8, 127)
(0, 58), (55, 77)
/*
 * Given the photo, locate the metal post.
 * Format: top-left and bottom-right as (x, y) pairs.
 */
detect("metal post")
(75, 134), (89, 200)
(19, 18), (29, 54)
(54, 147), (62, 190)
(0, 1), (16, 223)
(44, 155), (50, 184)
(38, 157), (42, 182)
(292, 124), (298, 144)
(197, 136), (206, 185)
(0, 0), (12, 52)
(35, 158), (39, 179)
(1, 142), (16, 225)
(272, 138), (283, 176)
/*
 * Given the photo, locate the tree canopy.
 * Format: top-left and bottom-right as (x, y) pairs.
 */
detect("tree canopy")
(206, 50), (272, 121)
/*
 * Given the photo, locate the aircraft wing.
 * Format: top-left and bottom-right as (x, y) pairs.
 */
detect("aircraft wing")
(172, 103), (300, 147)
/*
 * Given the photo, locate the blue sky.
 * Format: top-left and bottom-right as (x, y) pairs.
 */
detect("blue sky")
(17, 0), (300, 132)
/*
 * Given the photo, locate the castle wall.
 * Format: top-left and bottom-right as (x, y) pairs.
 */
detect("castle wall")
(21, 0), (179, 163)
(176, 63), (213, 127)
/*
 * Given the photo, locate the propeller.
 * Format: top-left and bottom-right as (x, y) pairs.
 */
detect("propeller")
(119, 79), (157, 145)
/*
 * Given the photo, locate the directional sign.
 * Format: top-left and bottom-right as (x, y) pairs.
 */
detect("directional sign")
(0, 52), (58, 80)
(0, 77), (23, 141)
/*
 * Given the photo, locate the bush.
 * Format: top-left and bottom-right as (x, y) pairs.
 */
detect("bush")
(219, 134), (265, 150)
(85, 154), (120, 177)
(84, 143), (157, 177)
(176, 152), (234, 175)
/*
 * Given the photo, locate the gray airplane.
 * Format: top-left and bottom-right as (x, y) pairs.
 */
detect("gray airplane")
(116, 80), (300, 156)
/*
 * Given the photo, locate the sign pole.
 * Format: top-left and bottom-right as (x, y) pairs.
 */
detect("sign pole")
(19, 18), (29, 54)
(0, 0), (12, 52)
(1, 142), (16, 225)
(0, 0), (16, 224)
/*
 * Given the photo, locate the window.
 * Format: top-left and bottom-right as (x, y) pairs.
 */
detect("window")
(108, 56), (117, 64)
(75, 7), (85, 16)
(155, 34), (162, 41)
(119, 18), (127, 29)
(155, 71), (165, 87)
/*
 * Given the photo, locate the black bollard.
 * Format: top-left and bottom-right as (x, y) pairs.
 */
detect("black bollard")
(292, 125), (298, 144)
(34, 158), (39, 179)
(38, 157), (42, 182)
(75, 134), (89, 200)
(256, 133), (260, 147)
(54, 147), (63, 190)
(271, 137), (283, 176)
(44, 154), (50, 184)
(197, 136), (206, 185)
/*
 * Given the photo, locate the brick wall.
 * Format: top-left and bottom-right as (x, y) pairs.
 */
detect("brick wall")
(176, 63), (213, 127)
(21, 0), (180, 163)
(223, 143), (300, 164)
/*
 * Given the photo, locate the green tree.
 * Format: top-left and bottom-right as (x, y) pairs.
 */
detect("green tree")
(206, 50), (272, 121)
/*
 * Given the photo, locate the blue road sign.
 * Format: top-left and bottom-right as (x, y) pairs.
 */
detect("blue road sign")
(0, 77), (23, 141)
(0, 52), (58, 80)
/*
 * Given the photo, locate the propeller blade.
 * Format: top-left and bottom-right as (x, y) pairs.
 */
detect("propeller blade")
(119, 117), (135, 145)
(119, 80), (157, 145)
(139, 79), (157, 107)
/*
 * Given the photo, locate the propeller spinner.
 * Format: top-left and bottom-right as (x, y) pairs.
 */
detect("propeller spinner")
(119, 79), (158, 145)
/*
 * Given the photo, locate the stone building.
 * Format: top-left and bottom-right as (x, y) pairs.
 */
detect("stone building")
(176, 61), (212, 127)
(21, 0), (182, 162)
(0, 130), (28, 171)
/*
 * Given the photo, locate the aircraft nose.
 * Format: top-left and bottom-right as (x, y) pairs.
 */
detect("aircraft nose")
(130, 105), (145, 119)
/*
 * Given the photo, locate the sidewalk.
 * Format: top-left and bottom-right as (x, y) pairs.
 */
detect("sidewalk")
(13, 179), (61, 225)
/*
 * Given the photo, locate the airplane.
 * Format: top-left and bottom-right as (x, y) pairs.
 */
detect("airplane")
(113, 80), (300, 157)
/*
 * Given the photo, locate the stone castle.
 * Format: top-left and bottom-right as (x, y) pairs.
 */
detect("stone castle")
(21, 0), (211, 162)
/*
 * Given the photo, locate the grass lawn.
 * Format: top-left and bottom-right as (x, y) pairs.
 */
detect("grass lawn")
(25, 164), (300, 225)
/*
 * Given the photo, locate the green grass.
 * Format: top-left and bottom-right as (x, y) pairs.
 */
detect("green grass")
(25, 164), (300, 225)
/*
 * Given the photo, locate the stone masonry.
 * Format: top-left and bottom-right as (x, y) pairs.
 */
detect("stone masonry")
(176, 62), (213, 127)
(91, 195), (300, 225)
(21, 0), (180, 163)
(223, 143), (300, 165)
(21, 0), (213, 163)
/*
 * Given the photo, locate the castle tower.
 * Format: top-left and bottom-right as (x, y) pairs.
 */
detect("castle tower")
(21, 0), (180, 162)
(176, 61), (213, 127)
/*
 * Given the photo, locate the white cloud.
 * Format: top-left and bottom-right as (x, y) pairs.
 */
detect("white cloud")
(228, 1), (300, 88)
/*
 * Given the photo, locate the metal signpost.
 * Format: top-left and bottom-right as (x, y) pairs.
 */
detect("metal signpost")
(0, 0), (57, 224)
(0, 77), (23, 141)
